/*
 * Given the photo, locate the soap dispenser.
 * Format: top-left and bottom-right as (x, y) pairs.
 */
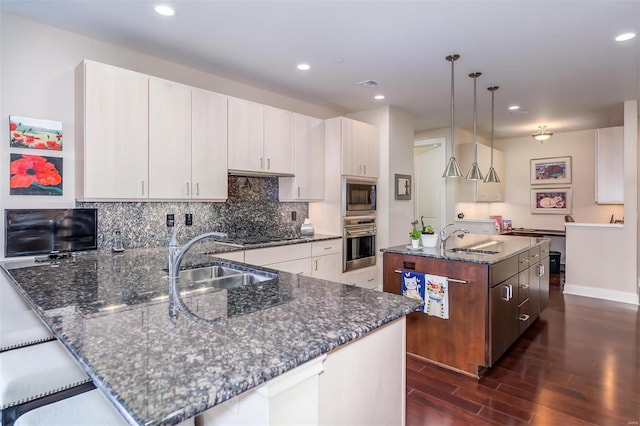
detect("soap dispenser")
(300, 218), (314, 236)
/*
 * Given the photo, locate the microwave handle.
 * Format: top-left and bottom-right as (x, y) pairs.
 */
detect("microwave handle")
(346, 229), (376, 237)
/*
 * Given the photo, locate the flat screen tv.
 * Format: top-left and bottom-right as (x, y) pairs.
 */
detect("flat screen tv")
(5, 208), (98, 257)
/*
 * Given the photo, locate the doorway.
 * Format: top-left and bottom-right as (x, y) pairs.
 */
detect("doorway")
(414, 138), (446, 232)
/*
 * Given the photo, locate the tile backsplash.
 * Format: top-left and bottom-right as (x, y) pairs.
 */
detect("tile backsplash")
(78, 176), (308, 251)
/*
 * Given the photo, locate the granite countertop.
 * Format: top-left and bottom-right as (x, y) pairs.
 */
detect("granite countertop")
(1, 242), (419, 426)
(195, 233), (342, 255)
(380, 233), (548, 264)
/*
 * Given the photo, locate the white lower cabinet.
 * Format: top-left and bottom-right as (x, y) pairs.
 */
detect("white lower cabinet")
(342, 267), (378, 290)
(243, 240), (342, 280)
(199, 317), (406, 426)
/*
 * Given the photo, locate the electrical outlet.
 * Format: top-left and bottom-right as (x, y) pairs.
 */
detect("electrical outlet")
(291, 211), (297, 221)
(166, 214), (175, 227)
(185, 213), (193, 226)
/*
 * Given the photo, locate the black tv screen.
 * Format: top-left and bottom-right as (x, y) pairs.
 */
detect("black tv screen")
(5, 208), (98, 257)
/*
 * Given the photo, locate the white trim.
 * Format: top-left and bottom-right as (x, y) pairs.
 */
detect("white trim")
(414, 137), (445, 147)
(563, 283), (639, 306)
(564, 223), (624, 229)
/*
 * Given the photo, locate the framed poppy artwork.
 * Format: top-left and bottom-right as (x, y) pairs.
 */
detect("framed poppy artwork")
(10, 115), (63, 151)
(10, 154), (63, 196)
(530, 188), (572, 214)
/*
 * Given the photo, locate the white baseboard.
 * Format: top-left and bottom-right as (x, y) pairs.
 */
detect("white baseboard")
(563, 283), (639, 306)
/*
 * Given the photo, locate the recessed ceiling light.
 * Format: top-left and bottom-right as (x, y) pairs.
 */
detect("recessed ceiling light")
(154, 5), (175, 16)
(374, 95), (385, 100)
(615, 32), (637, 42)
(508, 105), (520, 111)
(297, 63), (311, 71)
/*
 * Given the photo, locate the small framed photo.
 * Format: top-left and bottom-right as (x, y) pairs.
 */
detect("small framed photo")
(395, 174), (411, 200)
(530, 156), (572, 185)
(531, 188), (572, 214)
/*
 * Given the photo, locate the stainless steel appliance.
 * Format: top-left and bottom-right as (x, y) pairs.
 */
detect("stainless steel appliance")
(343, 216), (376, 272)
(344, 179), (376, 216)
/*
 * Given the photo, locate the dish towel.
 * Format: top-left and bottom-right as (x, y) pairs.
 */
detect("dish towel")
(424, 274), (449, 319)
(401, 270), (426, 312)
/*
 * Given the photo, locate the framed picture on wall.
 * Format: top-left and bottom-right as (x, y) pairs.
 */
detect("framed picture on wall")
(530, 188), (572, 214)
(395, 174), (411, 200)
(530, 156), (572, 185)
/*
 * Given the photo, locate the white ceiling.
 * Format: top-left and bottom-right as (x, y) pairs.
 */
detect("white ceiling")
(1, 0), (639, 139)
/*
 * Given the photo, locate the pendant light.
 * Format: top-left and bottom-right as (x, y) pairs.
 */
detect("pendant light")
(484, 86), (501, 183)
(532, 125), (553, 142)
(442, 54), (463, 178)
(465, 72), (484, 180)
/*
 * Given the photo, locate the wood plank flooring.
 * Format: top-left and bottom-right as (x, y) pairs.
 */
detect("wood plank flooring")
(406, 274), (640, 425)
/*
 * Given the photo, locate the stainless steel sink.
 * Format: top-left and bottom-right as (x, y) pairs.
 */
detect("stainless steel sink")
(447, 247), (499, 255)
(211, 273), (271, 289)
(178, 265), (242, 283)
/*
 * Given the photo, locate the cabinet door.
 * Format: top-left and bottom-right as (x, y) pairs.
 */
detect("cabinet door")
(279, 114), (325, 201)
(228, 98), (264, 172)
(489, 276), (518, 364)
(264, 106), (294, 175)
(148, 78), (192, 199)
(312, 253), (342, 282)
(595, 127), (624, 204)
(192, 89), (228, 200)
(82, 61), (149, 199)
(341, 118), (378, 178)
(360, 121), (379, 178)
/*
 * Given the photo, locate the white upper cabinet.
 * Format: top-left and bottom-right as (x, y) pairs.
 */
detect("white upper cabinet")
(595, 126), (623, 204)
(264, 106), (294, 174)
(148, 77), (192, 199)
(78, 61), (228, 201)
(228, 98), (294, 175)
(77, 60), (149, 200)
(279, 114), (325, 201)
(191, 89), (228, 200)
(341, 118), (378, 178)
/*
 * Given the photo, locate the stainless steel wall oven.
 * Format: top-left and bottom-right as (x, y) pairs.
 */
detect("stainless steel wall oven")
(343, 216), (376, 272)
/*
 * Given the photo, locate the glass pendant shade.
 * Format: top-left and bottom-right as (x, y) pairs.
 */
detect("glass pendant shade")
(484, 85), (501, 183)
(442, 54), (463, 178)
(466, 72), (483, 181)
(532, 125), (553, 142)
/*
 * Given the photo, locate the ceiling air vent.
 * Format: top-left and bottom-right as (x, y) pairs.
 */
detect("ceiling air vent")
(358, 79), (380, 88)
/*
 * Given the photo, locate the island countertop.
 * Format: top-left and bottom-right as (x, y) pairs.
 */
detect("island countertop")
(1, 247), (420, 425)
(380, 233), (548, 264)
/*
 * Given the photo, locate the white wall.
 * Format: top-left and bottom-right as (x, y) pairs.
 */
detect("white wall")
(492, 128), (624, 230)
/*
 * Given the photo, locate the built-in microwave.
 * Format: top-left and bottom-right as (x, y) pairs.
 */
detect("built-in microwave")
(344, 178), (376, 216)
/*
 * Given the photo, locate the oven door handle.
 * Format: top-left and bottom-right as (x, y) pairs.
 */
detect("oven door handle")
(345, 229), (376, 237)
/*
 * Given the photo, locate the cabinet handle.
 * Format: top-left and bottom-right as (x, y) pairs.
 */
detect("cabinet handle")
(367, 278), (374, 282)
(502, 284), (513, 301)
(538, 264), (545, 277)
(502, 286), (509, 301)
(297, 187), (301, 197)
(521, 284), (530, 290)
(363, 165), (367, 175)
(141, 180), (145, 196)
(186, 182), (190, 196)
(324, 246), (332, 250)
(532, 253), (539, 258)
(520, 259), (529, 264)
(519, 314), (530, 322)
(260, 157), (264, 170)
(359, 165), (363, 174)
(267, 158), (271, 169)
(314, 260), (318, 271)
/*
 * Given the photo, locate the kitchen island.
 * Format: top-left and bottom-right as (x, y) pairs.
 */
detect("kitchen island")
(381, 234), (550, 377)
(2, 244), (420, 425)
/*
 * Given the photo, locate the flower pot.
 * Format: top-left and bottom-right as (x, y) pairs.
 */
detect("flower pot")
(421, 233), (438, 248)
(410, 239), (420, 249)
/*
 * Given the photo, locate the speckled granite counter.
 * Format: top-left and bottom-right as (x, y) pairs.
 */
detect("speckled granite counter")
(381, 233), (547, 264)
(1, 242), (419, 425)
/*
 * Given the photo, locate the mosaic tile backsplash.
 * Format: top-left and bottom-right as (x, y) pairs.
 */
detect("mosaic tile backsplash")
(78, 176), (309, 251)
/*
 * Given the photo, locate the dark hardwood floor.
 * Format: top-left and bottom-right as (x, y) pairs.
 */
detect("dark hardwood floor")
(406, 274), (640, 425)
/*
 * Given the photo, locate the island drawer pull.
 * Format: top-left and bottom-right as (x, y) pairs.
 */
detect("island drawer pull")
(393, 270), (467, 284)
(519, 314), (530, 322)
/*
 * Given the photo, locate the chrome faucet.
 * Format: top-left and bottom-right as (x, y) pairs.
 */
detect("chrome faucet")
(168, 229), (227, 322)
(439, 223), (470, 255)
